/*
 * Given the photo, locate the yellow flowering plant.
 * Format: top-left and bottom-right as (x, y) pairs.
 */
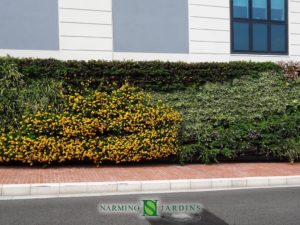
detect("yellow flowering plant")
(0, 84), (181, 165)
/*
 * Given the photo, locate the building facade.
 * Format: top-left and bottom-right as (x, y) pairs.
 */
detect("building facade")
(0, 0), (299, 62)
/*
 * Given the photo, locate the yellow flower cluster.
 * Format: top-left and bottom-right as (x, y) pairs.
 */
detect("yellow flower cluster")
(0, 84), (181, 165)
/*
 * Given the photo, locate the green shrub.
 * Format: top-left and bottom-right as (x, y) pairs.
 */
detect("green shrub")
(152, 72), (300, 163)
(0, 85), (181, 165)
(0, 61), (64, 131)
(0, 57), (281, 91)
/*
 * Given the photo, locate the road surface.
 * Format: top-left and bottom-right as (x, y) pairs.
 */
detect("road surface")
(0, 187), (299, 225)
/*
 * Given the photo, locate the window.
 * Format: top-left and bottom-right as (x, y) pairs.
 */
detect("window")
(233, 0), (249, 18)
(231, 0), (288, 54)
(253, 0), (267, 20)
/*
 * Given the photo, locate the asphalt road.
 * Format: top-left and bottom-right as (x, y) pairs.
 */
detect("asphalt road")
(0, 187), (300, 225)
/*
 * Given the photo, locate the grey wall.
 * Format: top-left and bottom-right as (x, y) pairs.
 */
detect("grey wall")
(112, 0), (189, 54)
(0, 0), (59, 50)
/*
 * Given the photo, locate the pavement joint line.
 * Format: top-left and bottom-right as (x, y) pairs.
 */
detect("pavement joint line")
(1, 176), (300, 199)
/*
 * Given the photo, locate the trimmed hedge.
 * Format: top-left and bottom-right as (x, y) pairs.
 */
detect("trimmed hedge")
(0, 57), (281, 91)
(153, 71), (300, 163)
(182, 109), (300, 163)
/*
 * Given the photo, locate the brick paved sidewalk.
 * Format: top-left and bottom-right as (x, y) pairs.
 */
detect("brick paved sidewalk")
(0, 163), (300, 185)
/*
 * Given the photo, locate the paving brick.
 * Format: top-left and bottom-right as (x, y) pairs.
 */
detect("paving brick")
(0, 163), (300, 185)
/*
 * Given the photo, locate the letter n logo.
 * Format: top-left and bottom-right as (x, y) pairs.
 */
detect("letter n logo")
(143, 200), (158, 217)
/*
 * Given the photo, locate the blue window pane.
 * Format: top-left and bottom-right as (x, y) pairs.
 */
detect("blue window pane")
(253, 0), (267, 20)
(271, 0), (285, 21)
(253, 23), (268, 51)
(233, 0), (249, 18)
(233, 22), (249, 51)
(271, 25), (286, 52)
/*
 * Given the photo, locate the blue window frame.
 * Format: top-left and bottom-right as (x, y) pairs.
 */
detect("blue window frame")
(231, 0), (288, 54)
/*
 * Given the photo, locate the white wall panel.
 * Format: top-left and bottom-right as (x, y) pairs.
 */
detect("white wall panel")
(60, 37), (112, 51)
(189, 0), (229, 7)
(59, 0), (111, 11)
(289, 22), (300, 34)
(290, 45), (300, 56)
(0, 49), (60, 59)
(290, 12), (300, 23)
(290, 34), (300, 45)
(189, 5), (229, 18)
(60, 9), (112, 24)
(60, 23), (112, 38)
(230, 54), (291, 61)
(289, 0), (300, 57)
(58, 0), (113, 60)
(190, 42), (230, 54)
(189, 17), (230, 30)
(60, 50), (113, 60)
(190, 29), (230, 42)
(290, 1), (300, 12)
(113, 52), (189, 62)
(190, 53), (229, 62)
(188, 0), (230, 58)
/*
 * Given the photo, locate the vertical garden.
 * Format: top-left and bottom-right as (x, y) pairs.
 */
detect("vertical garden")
(0, 57), (299, 166)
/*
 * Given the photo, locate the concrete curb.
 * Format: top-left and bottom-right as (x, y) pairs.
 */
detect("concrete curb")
(1, 176), (300, 199)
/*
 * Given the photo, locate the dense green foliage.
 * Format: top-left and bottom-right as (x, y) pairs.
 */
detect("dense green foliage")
(152, 72), (300, 163)
(0, 57), (281, 91)
(0, 61), (63, 131)
(0, 56), (299, 165)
